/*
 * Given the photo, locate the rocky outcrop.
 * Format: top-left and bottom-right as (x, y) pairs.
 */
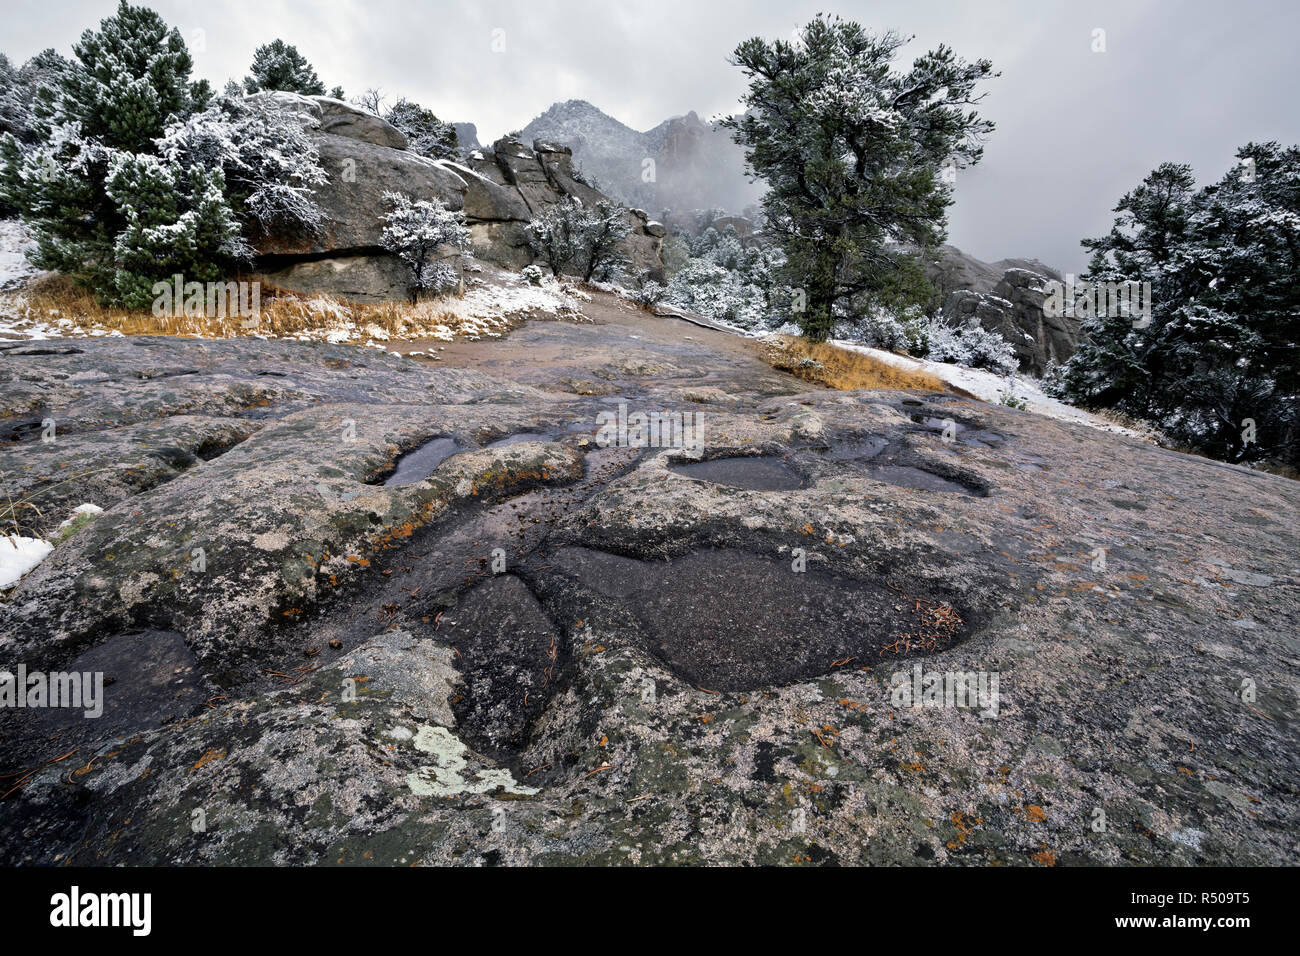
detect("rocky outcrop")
(926, 244), (1063, 301)
(453, 122), (480, 150)
(252, 98), (664, 300)
(316, 96), (409, 149)
(466, 137), (665, 278)
(249, 94), (466, 301)
(943, 267), (1080, 376)
(2, 305), (1297, 866)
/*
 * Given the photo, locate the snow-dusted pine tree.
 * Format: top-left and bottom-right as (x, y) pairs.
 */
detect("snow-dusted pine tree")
(242, 39), (326, 96)
(105, 153), (248, 307)
(158, 93), (328, 239)
(1050, 145), (1299, 465)
(724, 15), (996, 340)
(379, 192), (470, 301)
(384, 98), (458, 160)
(0, 1), (215, 297)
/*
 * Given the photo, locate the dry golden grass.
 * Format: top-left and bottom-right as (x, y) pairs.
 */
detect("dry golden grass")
(763, 335), (946, 392)
(1, 274), (513, 343)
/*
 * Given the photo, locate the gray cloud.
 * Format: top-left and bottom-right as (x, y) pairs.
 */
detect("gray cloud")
(5, 0), (1298, 272)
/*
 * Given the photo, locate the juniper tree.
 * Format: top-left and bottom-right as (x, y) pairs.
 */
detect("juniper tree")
(578, 200), (632, 282)
(379, 192), (470, 301)
(0, 1), (214, 296)
(1050, 145), (1300, 465)
(525, 199), (630, 282)
(242, 39), (326, 96)
(384, 98), (458, 160)
(723, 15), (997, 340)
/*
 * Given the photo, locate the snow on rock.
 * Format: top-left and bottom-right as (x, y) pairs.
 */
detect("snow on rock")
(0, 534), (53, 589)
(56, 503), (104, 531)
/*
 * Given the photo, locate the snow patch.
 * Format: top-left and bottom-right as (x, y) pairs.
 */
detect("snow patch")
(832, 340), (1147, 438)
(56, 503), (104, 531)
(0, 534), (53, 588)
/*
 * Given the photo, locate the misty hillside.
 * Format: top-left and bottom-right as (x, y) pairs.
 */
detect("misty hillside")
(521, 99), (762, 216)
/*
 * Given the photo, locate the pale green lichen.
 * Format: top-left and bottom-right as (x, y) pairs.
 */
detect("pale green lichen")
(406, 725), (538, 797)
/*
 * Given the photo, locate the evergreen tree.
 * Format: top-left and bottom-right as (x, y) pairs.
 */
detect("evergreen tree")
(242, 39), (326, 96)
(62, 0), (199, 151)
(384, 98), (458, 160)
(0, 54), (26, 143)
(1050, 145), (1300, 465)
(0, 2), (240, 301)
(525, 199), (630, 282)
(105, 153), (247, 307)
(159, 92), (328, 238)
(724, 15), (997, 340)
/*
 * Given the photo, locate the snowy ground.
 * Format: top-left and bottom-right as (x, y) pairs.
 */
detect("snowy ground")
(831, 339), (1152, 439)
(0, 535), (53, 589)
(1, 503), (102, 590)
(680, 297), (1155, 441)
(0, 218), (38, 293)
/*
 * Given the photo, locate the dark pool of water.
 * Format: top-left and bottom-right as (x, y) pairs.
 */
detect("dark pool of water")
(861, 463), (982, 495)
(382, 436), (463, 486)
(670, 456), (806, 491)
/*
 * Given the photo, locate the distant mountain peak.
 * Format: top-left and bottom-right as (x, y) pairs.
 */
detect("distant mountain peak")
(519, 101), (762, 215)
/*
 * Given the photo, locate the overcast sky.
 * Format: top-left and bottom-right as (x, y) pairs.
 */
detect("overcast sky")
(5, 0), (1298, 272)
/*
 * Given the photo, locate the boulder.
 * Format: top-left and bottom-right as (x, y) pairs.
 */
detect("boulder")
(490, 137), (563, 215)
(258, 250), (463, 303)
(993, 268), (1079, 370)
(254, 135), (466, 257)
(437, 160), (532, 222)
(467, 221), (533, 270)
(251, 115), (665, 300)
(314, 96), (408, 149)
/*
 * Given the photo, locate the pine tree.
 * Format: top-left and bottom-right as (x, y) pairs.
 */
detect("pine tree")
(0, 2), (241, 301)
(62, 0), (198, 152)
(105, 153), (247, 307)
(724, 15), (997, 340)
(384, 98), (458, 160)
(242, 39), (326, 96)
(1050, 145), (1300, 465)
